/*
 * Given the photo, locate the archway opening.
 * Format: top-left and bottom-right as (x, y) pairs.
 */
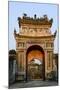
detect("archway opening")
(26, 45), (45, 81)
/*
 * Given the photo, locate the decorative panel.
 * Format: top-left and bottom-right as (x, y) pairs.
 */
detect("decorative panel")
(47, 51), (53, 70)
(18, 52), (24, 72)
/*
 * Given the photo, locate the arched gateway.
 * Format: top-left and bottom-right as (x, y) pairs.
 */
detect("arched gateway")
(26, 45), (45, 80)
(14, 14), (56, 81)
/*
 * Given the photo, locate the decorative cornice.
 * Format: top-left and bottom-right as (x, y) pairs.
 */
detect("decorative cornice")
(15, 33), (55, 39)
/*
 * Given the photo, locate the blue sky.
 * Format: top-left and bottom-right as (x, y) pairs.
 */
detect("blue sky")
(9, 1), (58, 53)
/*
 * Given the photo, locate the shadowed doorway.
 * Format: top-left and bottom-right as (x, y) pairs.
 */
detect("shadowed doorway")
(26, 45), (45, 81)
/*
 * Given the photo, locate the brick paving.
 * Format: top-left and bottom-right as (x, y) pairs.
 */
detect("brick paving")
(9, 80), (58, 89)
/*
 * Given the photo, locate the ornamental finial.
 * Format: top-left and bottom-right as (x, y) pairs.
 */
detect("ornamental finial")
(54, 30), (57, 38)
(14, 28), (16, 35)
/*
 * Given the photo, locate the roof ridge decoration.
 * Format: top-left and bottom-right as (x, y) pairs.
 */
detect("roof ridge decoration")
(18, 13), (53, 27)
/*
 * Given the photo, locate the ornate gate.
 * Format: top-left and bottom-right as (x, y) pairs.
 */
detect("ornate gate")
(26, 45), (45, 80)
